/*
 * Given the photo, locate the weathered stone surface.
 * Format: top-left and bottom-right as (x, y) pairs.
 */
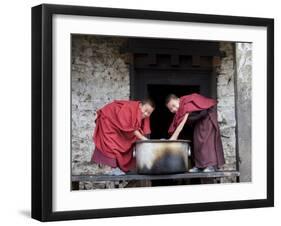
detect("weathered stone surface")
(71, 35), (130, 189)
(216, 42), (237, 180)
(235, 43), (252, 182)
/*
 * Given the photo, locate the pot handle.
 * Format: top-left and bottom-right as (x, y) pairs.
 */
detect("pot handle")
(188, 144), (191, 156)
(133, 145), (136, 157)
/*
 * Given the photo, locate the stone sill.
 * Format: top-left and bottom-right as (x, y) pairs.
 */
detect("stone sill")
(72, 170), (240, 182)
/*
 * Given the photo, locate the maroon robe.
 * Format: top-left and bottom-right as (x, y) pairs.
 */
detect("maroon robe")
(168, 93), (225, 168)
(91, 100), (151, 172)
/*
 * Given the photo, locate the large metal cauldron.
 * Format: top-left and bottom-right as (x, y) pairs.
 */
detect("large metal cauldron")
(135, 140), (190, 175)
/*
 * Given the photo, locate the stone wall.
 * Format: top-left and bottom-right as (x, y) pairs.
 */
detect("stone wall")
(235, 43), (252, 182)
(71, 35), (130, 189)
(216, 43), (237, 182)
(71, 36), (248, 189)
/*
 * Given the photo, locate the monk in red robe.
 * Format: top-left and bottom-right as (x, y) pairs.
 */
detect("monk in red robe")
(91, 99), (155, 174)
(166, 93), (225, 173)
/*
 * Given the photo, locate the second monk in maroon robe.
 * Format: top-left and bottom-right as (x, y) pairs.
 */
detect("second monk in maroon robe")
(167, 93), (225, 169)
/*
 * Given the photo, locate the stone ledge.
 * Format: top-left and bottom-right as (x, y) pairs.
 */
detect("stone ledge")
(72, 171), (240, 182)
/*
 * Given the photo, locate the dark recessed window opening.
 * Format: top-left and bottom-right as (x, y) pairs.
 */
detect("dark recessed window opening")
(147, 84), (200, 140)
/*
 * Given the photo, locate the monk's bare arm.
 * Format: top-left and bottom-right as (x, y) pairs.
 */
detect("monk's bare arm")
(134, 130), (148, 140)
(169, 113), (189, 140)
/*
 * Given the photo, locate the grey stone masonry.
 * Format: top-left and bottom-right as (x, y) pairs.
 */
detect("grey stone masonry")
(216, 42), (237, 183)
(235, 43), (252, 182)
(71, 35), (130, 188)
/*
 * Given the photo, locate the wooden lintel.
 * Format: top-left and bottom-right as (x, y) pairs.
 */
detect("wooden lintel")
(171, 55), (179, 66)
(192, 55), (200, 66)
(148, 53), (157, 65)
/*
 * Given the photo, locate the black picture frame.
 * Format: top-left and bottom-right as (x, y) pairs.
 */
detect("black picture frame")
(31, 3), (274, 222)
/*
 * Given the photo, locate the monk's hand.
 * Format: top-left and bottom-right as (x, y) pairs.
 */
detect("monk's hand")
(134, 130), (148, 140)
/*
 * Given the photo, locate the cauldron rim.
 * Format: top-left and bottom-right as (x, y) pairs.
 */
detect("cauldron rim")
(135, 139), (191, 144)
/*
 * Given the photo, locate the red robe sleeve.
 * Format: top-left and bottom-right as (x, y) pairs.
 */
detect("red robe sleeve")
(115, 100), (151, 135)
(115, 100), (142, 132)
(168, 93), (217, 134)
(98, 100), (141, 132)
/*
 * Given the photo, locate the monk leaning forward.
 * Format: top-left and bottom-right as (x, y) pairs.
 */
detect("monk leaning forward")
(165, 93), (225, 173)
(91, 99), (155, 175)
